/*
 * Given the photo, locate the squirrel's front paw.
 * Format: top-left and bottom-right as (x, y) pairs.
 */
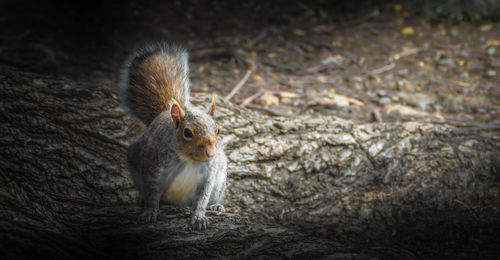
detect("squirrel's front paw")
(190, 215), (210, 231)
(138, 209), (158, 223)
(207, 204), (225, 213)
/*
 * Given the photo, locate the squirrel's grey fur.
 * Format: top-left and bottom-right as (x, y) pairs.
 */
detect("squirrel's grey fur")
(119, 43), (227, 231)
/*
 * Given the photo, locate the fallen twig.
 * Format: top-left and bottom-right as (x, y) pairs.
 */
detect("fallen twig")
(368, 63), (395, 75)
(297, 65), (328, 74)
(224, 69), (253, 101)
(260, 57), (297, 72)
(248, 31), (268, 46)
(240, 89), (265, 107)
(391, 48), (420, 61)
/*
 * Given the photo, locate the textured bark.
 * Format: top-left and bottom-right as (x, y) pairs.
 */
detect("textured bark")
(1, 65), (499, 259)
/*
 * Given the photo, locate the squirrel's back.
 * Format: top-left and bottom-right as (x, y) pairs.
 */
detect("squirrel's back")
(119, 43), (190, 125)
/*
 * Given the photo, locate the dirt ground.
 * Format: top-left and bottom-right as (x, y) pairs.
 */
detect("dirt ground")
(1, 1), (498, 130)
(1, 1), (499, 258)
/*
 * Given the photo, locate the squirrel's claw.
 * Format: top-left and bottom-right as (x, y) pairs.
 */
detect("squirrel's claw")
(139, 209), (158, 223)
(207, 204), (225, 213)
(190, 215), (210, 231)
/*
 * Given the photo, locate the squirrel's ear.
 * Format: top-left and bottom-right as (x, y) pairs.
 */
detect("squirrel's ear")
(171, 101), (184, 128)
(208, 95), (216, 117)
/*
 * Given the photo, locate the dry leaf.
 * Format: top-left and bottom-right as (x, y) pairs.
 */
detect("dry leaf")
(321, 54), (344, 65)
(439, 27), (447, 37)
(308, 94), (364, 108)
(385, 104), (421, 117)
(316, 76), (327, 83)
(259, 92), (279, 106)
(279, 91), (300, 103)
(293, 29), (306, 36)
(480, 24), (493, 32)
(401, 26), (415, 36)
(253, 75), (264, 83)
(483, 39), (500, 49)
(313, 24), (331, 33)
(384, 104), (444, 120)
(267, 53), (277, 59)
(278, 91), (300, 99)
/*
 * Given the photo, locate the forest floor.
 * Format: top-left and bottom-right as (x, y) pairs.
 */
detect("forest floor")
(1, 1), (498, 131)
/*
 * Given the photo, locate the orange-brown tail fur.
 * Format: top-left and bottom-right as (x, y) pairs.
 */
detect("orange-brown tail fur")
(119, 44), (190, 125)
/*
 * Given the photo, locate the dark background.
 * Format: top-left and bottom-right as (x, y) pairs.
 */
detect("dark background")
(2, 0), (498, 78)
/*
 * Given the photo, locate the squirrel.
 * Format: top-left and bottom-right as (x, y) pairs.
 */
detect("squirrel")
(118, 43), (227, 231)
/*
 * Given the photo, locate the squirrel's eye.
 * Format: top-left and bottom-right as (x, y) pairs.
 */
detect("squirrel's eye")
(183, 128), (193, 138)
(216, 127), (220, 136)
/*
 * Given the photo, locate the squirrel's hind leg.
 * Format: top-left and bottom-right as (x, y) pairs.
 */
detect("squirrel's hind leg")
(138, 191), (161, 223)
(136, 171), (162, 223)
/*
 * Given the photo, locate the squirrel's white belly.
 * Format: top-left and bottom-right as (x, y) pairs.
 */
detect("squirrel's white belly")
(165, 164), (201, 203)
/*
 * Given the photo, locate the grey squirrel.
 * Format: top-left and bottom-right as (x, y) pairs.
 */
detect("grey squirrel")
(119, 43), (227, 231)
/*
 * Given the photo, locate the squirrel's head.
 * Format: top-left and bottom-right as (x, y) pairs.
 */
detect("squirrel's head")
(171, 97), (219, 163)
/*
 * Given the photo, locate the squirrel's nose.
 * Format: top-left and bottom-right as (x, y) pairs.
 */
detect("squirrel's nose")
(204, 145), (216, 158)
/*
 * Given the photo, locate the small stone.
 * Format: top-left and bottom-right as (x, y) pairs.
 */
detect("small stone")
(378, 97), (392, 105)
(487, 47), (496, 55)
(486, 70), (496, 76)
(352, 81), (363, 90)
(438, 58), (455, 67)
(377, 90), (388, 96)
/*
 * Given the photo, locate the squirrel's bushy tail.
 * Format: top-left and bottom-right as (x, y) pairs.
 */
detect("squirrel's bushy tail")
(119, 43), (190, 125)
